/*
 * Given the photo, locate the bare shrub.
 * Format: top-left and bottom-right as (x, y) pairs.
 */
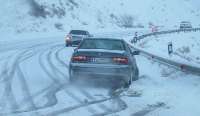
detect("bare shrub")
(51, 4), (66, 18)
(110, 14), (135, 28)
(68, 0), (79, 8)
(118, 15), (135, 28)
(28, 0), (49, 18)
(55, 23), (63, 30)
(28, 0), (66, 18)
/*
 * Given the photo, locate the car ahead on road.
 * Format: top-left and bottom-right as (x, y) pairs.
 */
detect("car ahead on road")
(65, 30), (92, 47)
(180, 21), (192, 30)
(69, 38), (139, 88)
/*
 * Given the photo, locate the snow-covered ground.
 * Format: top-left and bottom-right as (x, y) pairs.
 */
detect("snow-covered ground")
(117, 55), (200, 116)
(0, 33), (200, 116)
(126, 31), (200, 68)
(1, 0), (200, 116)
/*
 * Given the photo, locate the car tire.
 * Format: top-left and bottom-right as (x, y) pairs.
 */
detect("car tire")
(132, 67), (139, 81)
(124, 73), (133, 88)
(123, 80), (130, 88)
(69, 70), (76, 83)
(69, 75), (75, 82)
(66, 42), (72, 47)
(66, 44), (71, 47)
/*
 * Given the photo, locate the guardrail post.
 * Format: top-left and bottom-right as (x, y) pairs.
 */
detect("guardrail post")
(168, 42), (173, 56)
(131, 37), (138, 44)
(131, 32), (138, 44)
(134, 36), (138, 43)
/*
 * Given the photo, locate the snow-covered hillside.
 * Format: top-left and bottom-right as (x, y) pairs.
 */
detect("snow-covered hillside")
(0, 0), (200, 35)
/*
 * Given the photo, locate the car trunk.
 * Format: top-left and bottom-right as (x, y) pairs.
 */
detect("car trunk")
(71, 35), (85, 41)
(72, 49), (127, 64)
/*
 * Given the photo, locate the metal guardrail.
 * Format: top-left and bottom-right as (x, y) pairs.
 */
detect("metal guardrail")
(130, 28), (200, 75)
(137, 28), (200, 40)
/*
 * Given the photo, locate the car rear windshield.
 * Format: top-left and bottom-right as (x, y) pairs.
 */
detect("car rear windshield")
(79, 39), (125, 50)
(70, 30), (87, 35)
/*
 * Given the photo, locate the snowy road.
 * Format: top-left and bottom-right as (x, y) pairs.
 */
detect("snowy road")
(0, 37), (130, 116)
(0, 34), (200, 116)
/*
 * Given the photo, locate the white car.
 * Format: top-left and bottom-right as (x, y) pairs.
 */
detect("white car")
(180, 21), (192, 29)
(65, 30), (92, 47)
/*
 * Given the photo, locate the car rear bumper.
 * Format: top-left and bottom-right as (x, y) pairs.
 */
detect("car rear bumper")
(66, 40), (81, 46)
(72, 40), (82, 45)
(69, 63), (131, 83)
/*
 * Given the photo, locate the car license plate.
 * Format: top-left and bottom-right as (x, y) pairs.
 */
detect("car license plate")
(92, 58), (111, 63)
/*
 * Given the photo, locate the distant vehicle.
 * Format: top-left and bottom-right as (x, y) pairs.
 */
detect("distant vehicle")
(180, 21), (192, 29)
(69, 38), (140, 88)
(65, 30), (92, 47)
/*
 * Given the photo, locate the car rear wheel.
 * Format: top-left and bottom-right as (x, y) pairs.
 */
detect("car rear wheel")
(123, 73), (133, 88)
(66, 42), (72, 47)
(66, 44), (72, 47)
(69, 75), (75, 82)
(69, 70), (76, 83)
(132, 67), (139, 81)
(129, 72), (133, 84)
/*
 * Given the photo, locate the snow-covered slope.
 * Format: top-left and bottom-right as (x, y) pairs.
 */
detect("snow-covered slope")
(0, 0), (200, 35)
(125, 31), (200, 68)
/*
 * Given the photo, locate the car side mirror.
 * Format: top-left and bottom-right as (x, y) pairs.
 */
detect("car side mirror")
(131, 51), (140, 55)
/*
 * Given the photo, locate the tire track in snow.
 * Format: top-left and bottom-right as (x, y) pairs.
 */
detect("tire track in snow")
(12, 43), (58, 114)
(57, 46), (128, 116)
(13, 42), (62, 110)
(42, 45), (99, 114)
(4, 43), (57, 112)
(0, 49), (37, 113)
(0, 42), (57, 115)
(77, 87), (114, 114)
(54, 46), (70, 69)
(92, 97), (127, 116)
(32, 44), (107, 115)
(130, 102), (166, 116)
(53, 46), (113, 114)
(45, 96), (114, 116)
(36, 44), (67, 109)
(0, 42), (128, 115)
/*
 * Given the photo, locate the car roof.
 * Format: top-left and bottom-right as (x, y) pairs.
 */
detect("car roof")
(70, 30), (88, 32)
(180, 21), (191, 23)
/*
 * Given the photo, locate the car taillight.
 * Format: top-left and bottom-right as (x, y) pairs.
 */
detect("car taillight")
(113, 57), (128, 64)
(65, 34), (72, 41)
(72, 56), (88, 62)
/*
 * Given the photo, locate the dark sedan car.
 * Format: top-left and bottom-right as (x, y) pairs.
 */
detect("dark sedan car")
(69, 38), (139, 87)
(65, 30), (92, 47)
